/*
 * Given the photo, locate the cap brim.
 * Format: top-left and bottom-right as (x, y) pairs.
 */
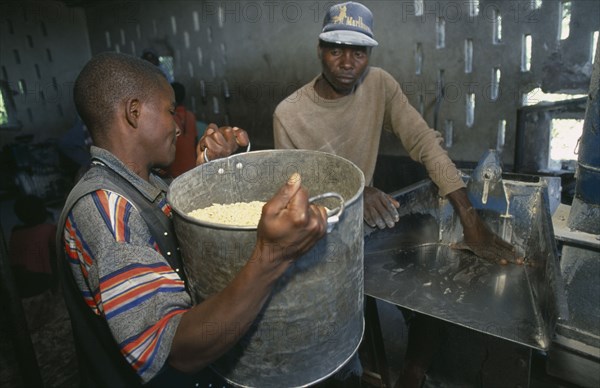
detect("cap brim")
(319, 30), (378, 47)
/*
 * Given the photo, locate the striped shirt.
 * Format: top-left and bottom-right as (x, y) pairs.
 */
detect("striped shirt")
(63, 163), (191, 383)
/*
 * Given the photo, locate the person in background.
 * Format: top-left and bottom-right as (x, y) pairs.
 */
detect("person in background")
(165, 82), (198, 179)
(141, 48), (174, 83)
(273, 2), (519, 387)
(9, 194), (57, 298)
(57, 51), (328, 387)
(57, 115), (93, 182)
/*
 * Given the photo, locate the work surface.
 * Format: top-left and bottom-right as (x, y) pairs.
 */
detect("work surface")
(363, 216), (550, 351)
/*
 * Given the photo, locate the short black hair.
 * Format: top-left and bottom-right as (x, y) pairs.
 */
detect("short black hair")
(73, 52), (166, 143)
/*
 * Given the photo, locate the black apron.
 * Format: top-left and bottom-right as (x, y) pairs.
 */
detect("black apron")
(56, 162), (230, 388)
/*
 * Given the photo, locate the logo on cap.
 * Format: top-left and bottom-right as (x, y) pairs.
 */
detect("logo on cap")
(331, 5), (372, 35)
(319, 2), (378, 47)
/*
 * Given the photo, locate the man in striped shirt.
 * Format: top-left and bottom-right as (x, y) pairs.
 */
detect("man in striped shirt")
(57, 52), (328, 387)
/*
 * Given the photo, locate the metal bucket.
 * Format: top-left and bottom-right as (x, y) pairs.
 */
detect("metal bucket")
(168, 149), (365, 387)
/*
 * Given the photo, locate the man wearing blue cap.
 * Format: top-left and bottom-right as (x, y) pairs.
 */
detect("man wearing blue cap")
(274, 2), (519, 387)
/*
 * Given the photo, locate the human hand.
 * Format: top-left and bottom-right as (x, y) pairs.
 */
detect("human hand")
(451, 209), (523, 265)
(196, 123), (250, 164)
(447, 188), (522, 265)
(363, 186), (400, 229)
(256, 173), (328, 268)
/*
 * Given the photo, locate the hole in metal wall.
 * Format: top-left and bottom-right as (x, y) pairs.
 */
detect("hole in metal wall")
(120, 29), (126, 45)
(414, 0), (424, 17)
(184, 31), (190, 49)
(492, 8), (502, 44)
(415, 43), (422, 75)
(105, 31), (111, 48)
(223, 79), (230, 99)
(114, 45), (120, 53)
(559, 1), (571, 41)
(171, 16), (177, 35)
(220, 43), (227, 65)
(591, 31), (599, 63)
(418, 94), (424, 116)
(159, 56), (174, 80)
(197, 47), (203, 66)
(188, 61), (194, 78)
(549, 118), (583, 171)
(521, 34), (532, 72)
(40, 21), (48, 36)
(27, 35), (34, 48)
(46, 48), (53, 62)
(469, 0), (479, 17)
(1, 66), (8, 81)
(466, 93), (475, 128)
(444, 120), (453, 148)
(218, 6), (225, 28)
(207, 26), (213, 44)
(13, 49), (21, 65)
(213, 96), (219, 114)
(436, 17), (445, 49)
(491, 68), (501, 101)
(193, 11), (200, 31)
(130, 41), (136, 55)
(465, 39), (473, 73)
(18, 79), (26, 94)
(497, 120), (506, 150)
(35, 64), (41, 79)
(531, 0), (542, 9)
(0, 91), (8, 126)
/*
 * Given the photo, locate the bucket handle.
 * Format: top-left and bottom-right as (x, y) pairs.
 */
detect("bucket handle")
(204, 141), (252, 163)
(308, 192), (345, 233)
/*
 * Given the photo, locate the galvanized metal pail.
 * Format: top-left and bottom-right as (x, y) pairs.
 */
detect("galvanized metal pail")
(168, 149), (365, 387)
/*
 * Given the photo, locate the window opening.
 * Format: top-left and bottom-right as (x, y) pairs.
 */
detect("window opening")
(491, 68), (501, 101)
(466, 93), (475, 127)
(492, 9), (502, 44)
(415, 43), (423, 75)
(497, 120), (506, 150)
(559, 1), (571, 41)
(549, 118), (583, 171)
(436, 17), (445, 49)
(465, 39), (473, 73)
(444, 120), (453, 148)
(521, 34), (532, 72)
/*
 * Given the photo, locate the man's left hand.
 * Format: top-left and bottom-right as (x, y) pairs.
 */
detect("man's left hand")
(196, 123), (250, 164)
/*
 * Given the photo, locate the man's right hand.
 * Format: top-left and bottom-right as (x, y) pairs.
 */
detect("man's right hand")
(255, 173), (328, 274)
(363, 186), (400, 229)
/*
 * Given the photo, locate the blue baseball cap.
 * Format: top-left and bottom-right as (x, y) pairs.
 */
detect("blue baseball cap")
(319, 2), (378, 47)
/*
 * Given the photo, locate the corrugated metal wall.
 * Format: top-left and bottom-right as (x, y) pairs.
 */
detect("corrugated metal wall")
(1, 0), (599, 166)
